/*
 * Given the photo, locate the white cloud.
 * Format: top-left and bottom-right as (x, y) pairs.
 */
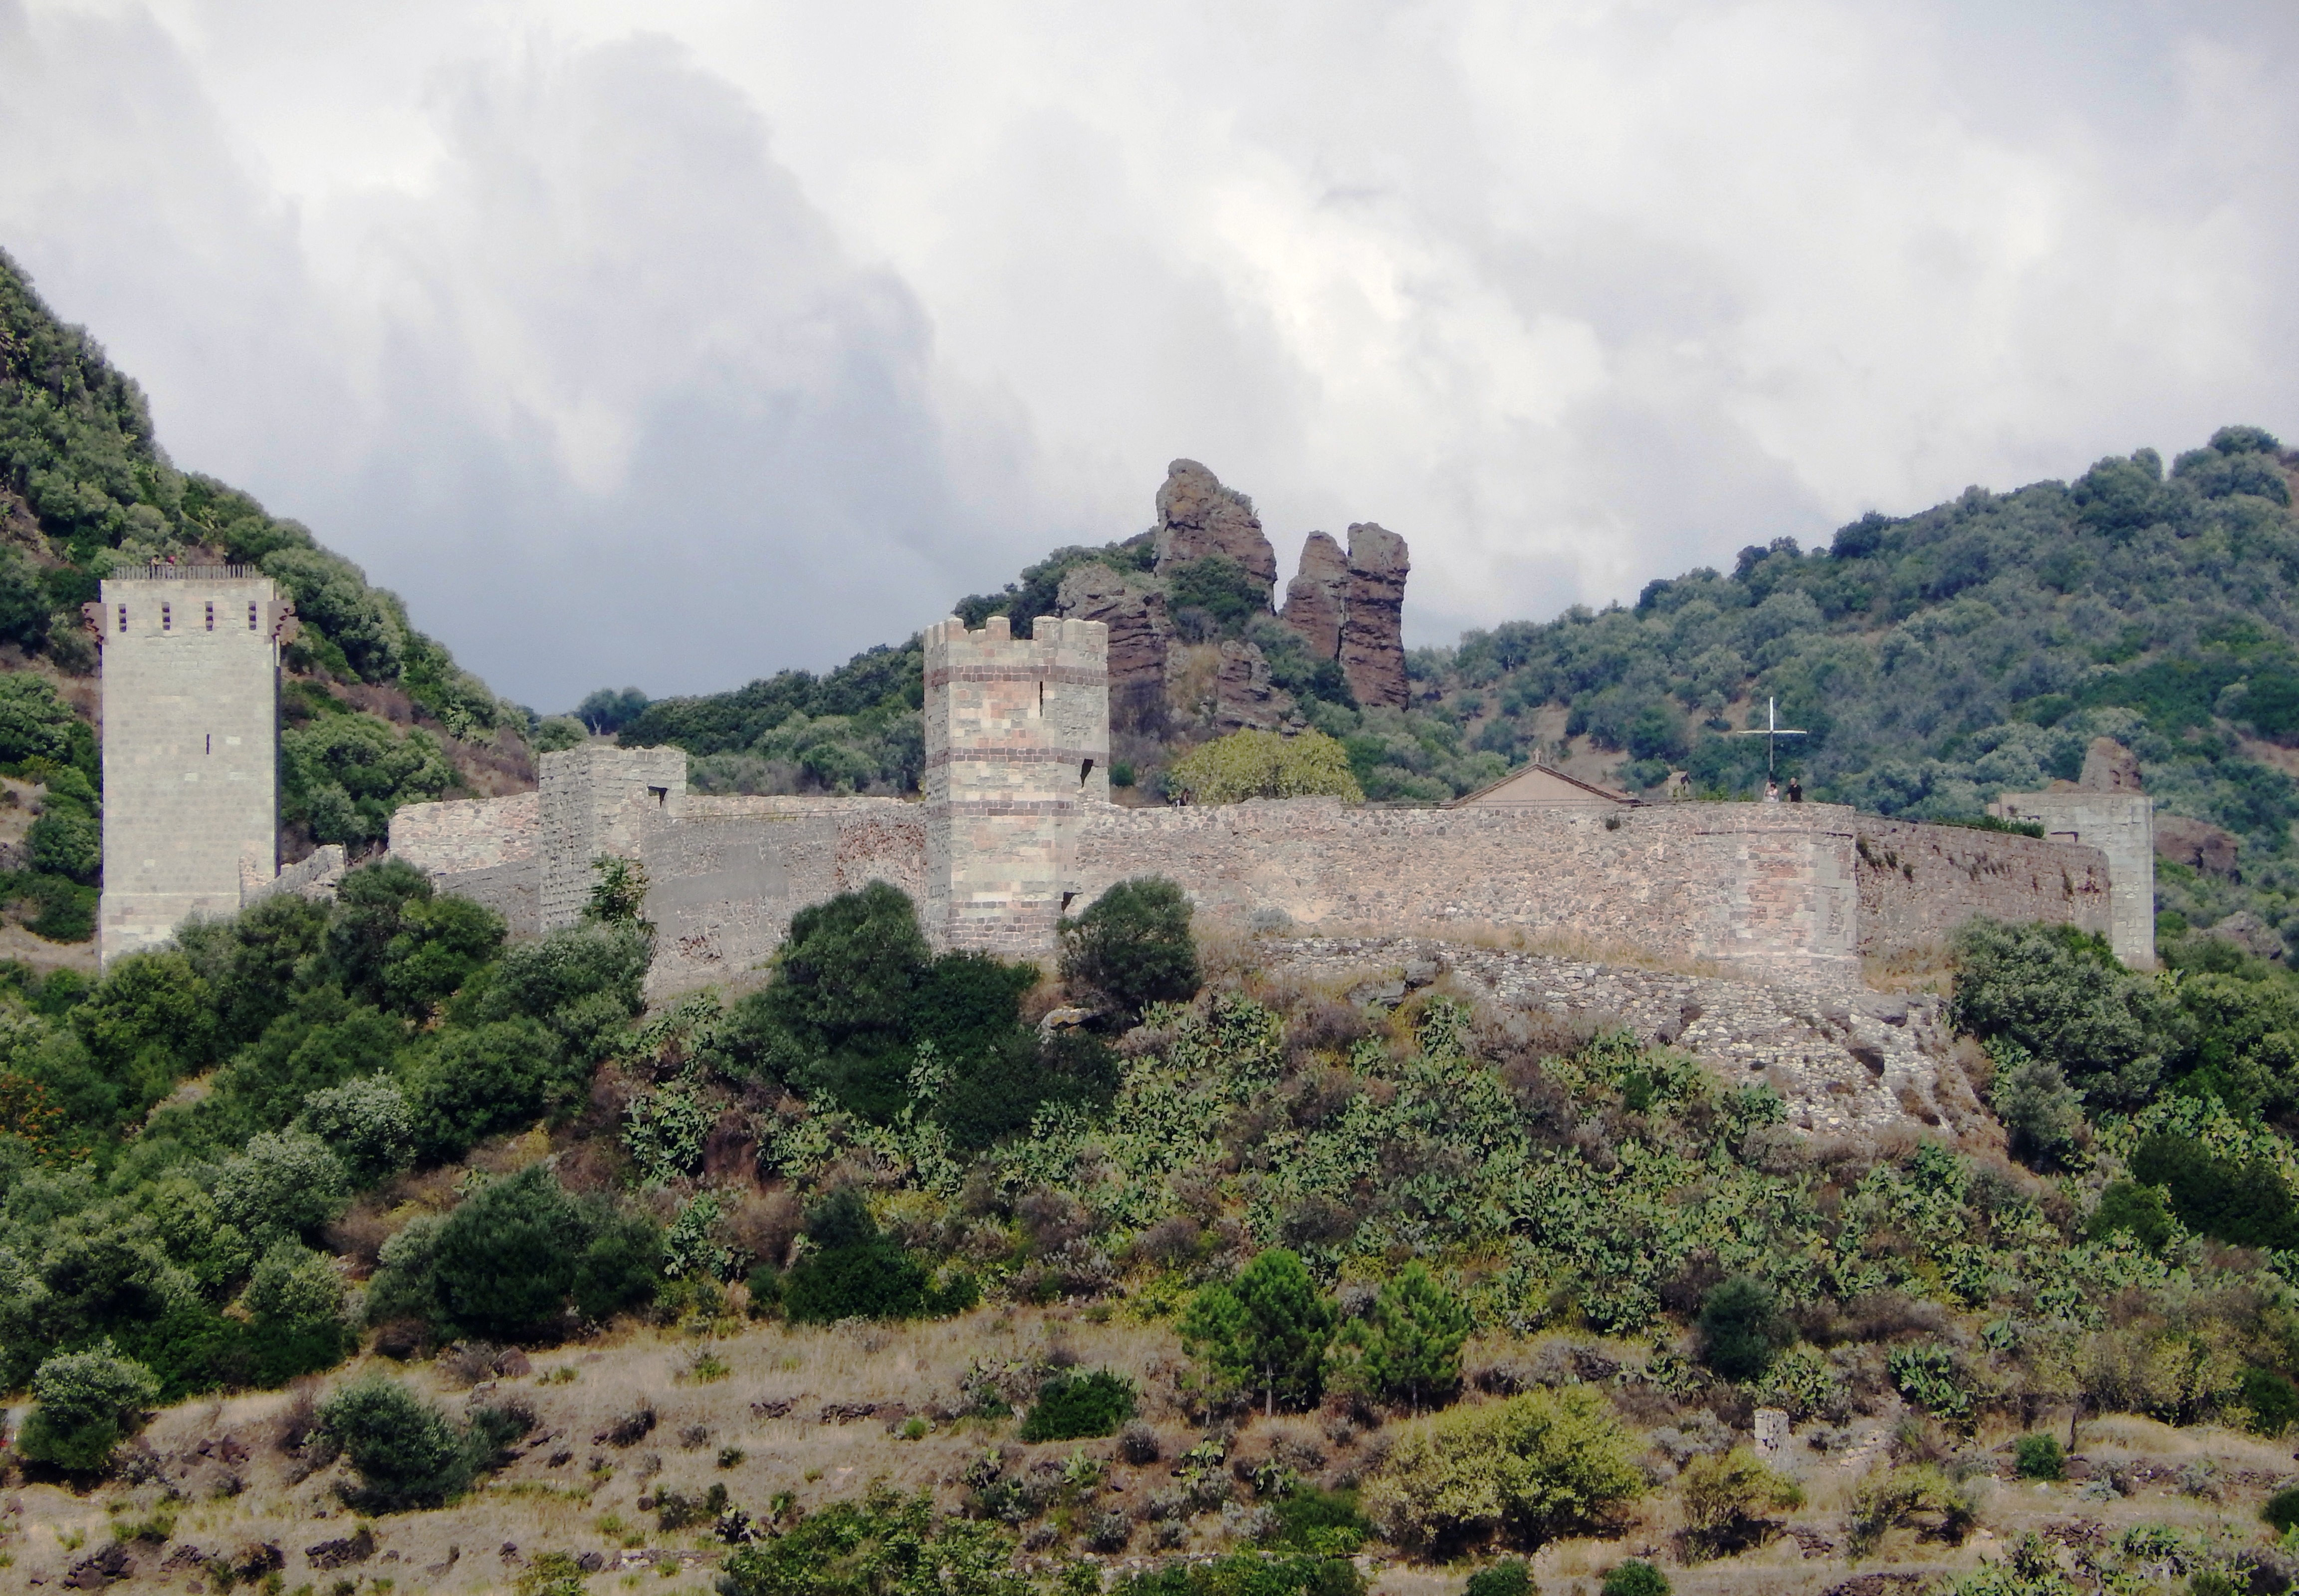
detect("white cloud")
(2, 0), (2295, 704)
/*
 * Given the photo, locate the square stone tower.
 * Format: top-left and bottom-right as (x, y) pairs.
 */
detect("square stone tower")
(92, 568), (295, 964)
(925, 613), (1110, 954)
(536, 743), (690, 932)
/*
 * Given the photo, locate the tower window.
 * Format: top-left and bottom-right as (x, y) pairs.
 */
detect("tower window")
(247, 601), (258, 631)
(161, 603), (171, 631)
(117, 605), (127, 633)
(205, 601), (215, 631)
(1080, 757), (1094, 787)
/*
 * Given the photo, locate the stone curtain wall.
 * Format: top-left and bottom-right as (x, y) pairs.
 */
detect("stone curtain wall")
(1075, 800), (2111, 969)
(537, 744), (687, 931)
(923, 614), (1110, 955)
(389, 791), (542, 935)
(1851, 814), (2114, 962)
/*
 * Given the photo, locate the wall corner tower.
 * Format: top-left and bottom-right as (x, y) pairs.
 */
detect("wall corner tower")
(925, 613), (1110, 953)
(93, 567), (293, 965)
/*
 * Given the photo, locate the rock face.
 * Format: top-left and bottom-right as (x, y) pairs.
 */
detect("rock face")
(1340, 522), (1410, 709)
(2079, 736), (2144, 792)
(1153, 460), (1278, 593)
(1280, 532), (1350, 661)
(1212, 640), (1285, 731)
(2156, 812), (2241, 877)
(2207, 910), (2285, 960)
(1056, 562), (1172, 733)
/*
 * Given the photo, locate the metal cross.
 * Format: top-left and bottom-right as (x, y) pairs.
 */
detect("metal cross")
(1732, 696), (1808, 777)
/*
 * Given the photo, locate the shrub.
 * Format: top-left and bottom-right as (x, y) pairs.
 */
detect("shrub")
(1677, 1447), (1803, 1558)
(211, 1129), (351, 1245)
(743, 882), (931, 1119)
(2012, 1433), (2064, 1480)
(1847, 1464), (1975, 1554)
(1121, 1552), (1365, 1596)
(1180, 1249), (1337, 1416)
(2130, 1133), (2299, 1250)
(404, 1017), (574, 1164)
(318, 1377), (473, 1509)
(420, 1164), (660, 1341)
(16, 1342), (160, 1473)
(0, 674), (77, 765)
(780, 1188), (974, 1324)
(2087, 1180), (2174, 1250)
(2265, 1485), (2299, 1534)
(1948, 919), (2171, 1111)
(1021, 1369), (1138, 1442)
(241, 1241), (346, 1335)
(1165, 729), (1365, 804)
(718, 1487), (1030, 1596)
(27, 802), (98, 884)
(297, 1073), (415, 1185)
(1331, 1262), (1471, 1413)
(1991, 1052), (2086, 1167)
(1058, 876), (1200, 1020)
(1361, 1386), (1645, 1554)
(1463, 1561), (1534, 1596)
(2242, 1368), (2299, 1436)
(1599, 1564), (1667, 1596)
(1267, 1488), (1371, 1555)
(1697, 1275), (1790, 1383)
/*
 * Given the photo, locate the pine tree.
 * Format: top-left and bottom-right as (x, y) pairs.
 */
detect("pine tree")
(1178, 1248), (1336, 1416)
(1343, 1262), (1470, 1414)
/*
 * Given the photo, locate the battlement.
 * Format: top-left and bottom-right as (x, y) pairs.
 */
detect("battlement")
(924, 613), (1110, 952)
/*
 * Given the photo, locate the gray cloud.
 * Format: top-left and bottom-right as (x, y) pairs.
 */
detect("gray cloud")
(2, 0), (2297, 704)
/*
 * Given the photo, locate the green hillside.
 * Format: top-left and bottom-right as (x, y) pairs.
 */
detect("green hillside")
(0, 251), (529, 939)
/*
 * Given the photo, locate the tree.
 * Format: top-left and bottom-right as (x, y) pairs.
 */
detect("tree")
(317, 1377), (473, 1510)
(211, 1129), (351, 1245)
(748, 883), (932, 1120)
(780, 1188), (973, 1324)
(1333, 1262), (1471, 1413)
(16, 1341), (160, 1473)
(1677, 1448), (1802, 1559)
(1180, 1249), (1337, 1416)
(0, 673), (76, 764)
(27, 800), (98, 883)
(1697, 1276), (1791, 1383)
(584, 855), (651, 929)
(298, 1074), (416, 1185)
(404, 1017), (574, 1164)
(388, 1162), (660, 1342)
(1166, 729), (1364, 804)
(1361, 1387), (1645, 1554)
(1059, 876), (1199, 1021)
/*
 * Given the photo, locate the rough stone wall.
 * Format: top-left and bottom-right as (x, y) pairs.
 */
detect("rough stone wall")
(94, 572), (291, 965)
(538, 744), (688, 931)
(1992, 791), (2154, 965)
(1074, 800), (2111, 971)
(389, 791), (538, 875)
(924, 614), (1110, 954)
(1851, 814), (2115, 962)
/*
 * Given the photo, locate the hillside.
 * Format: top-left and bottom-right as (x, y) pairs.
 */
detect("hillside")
(0, 250), (533, 950)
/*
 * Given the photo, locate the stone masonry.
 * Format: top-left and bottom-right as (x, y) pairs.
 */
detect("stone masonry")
(923, 613), (1111, 954)
(1992, 790), (2154, 966)
(91, 568), (296, 965)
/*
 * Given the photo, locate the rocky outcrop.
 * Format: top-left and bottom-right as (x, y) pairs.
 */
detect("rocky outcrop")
(1154, 460), (1277, 593)
(2079, 736), (2143, 792)
(1340, 522), (1409, 709)
(1281, 532), (1349, 661)
(1056, 562), (1172, 733)
(1212, 640), (1285, 731)
(2207, 910), (2285, 960)
(2156, 813), (2241, 876)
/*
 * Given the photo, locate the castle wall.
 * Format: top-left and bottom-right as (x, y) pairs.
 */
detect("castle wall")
(1073, 800), (2112, 970)
(1992, 791), (2155, 966)
(94, 570), (291, 964)
(538, 744), (688, 931)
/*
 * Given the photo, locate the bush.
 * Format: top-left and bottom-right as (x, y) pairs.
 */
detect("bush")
(1021, 1369), (1138, 1442)
(1949, 919), (2171, 1111)
(2012, 1433), (2064, 1480)
(0, 674), (78, 765)
(1166, 729), (1364, 804)
(1599, 1564), (1667, 1596)
(1463, 1561), (1534, 1596)
(297, 1073), (415, 1185)
(15, 1342), (160, 1473)
(780, 1189), (974, 1324)
(317, 1377), (474, 1510)
(1697, 1275), (1790, 1383)
(719, 1488), (1030, 1596)
(2265, 1485), (2299, 1534)
(1180, 1249), (1336, 1416)
(1991, 1052), (2086, 1167)
(1847, 1464), (1975, 1554)
(1121, 1553), (1365, 1596)
(2243, 1368), (2299, 1437)
(404, 1017), (574, 1164)
(1268, 1488), (1372, 1555)
(1361, 1386), (1645, 1554)
(744, 882), (931, 1119)
(2087, 1180), (2174, 1250)
(211, 1129), (351, 1245)
(1059, 876), (1200, 1021)
(241, 1240), (346, 1336)
(2130, 1133), (2299, 1250)
(1677, 1447), (1802, 1558)
(27, 802), (98, 883)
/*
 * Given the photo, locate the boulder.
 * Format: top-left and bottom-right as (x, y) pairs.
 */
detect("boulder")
(2078, 736), (2143, 792)
(1280, 532), (1350, 661)
(1057, 561), (1173, 734)
(2206, 910), (2286, 961)
(2155, 813), (2241, 877)
(1340, 522), (1410, 709)
(1153, 460), (1277, 592)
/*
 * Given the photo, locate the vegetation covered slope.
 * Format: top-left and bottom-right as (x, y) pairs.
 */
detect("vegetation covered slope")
(0, 250), (532, 937)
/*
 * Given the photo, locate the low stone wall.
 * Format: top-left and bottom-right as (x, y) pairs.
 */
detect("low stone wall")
(1851, 815), (2112, 961)
(390, 792), (538, 875)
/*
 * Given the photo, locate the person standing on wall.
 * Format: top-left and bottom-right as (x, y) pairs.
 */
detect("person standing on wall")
(1787, 776), (1802, 803)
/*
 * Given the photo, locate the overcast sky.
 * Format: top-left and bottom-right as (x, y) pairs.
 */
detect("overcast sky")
(3, 0), (2296, 709)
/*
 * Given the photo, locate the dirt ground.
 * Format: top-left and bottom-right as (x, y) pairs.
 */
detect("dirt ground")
(0, 1312), (2291, 1595)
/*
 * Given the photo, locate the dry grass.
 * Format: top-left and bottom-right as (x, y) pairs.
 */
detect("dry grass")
(1862, 940), (1957, 995)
